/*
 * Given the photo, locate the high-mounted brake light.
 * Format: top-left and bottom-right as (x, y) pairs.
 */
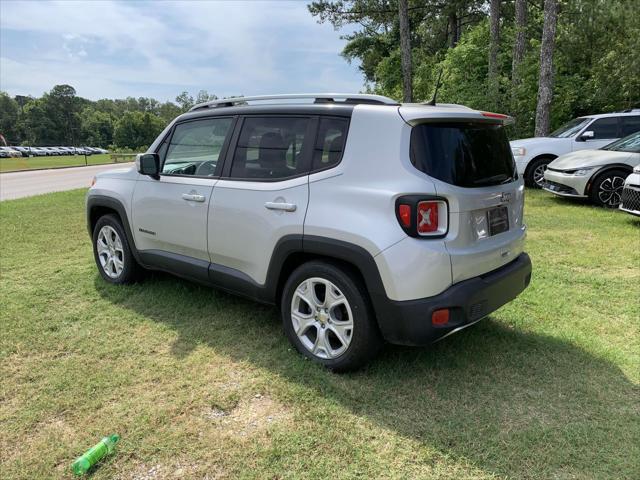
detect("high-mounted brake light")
(395, 196), (448, 238)
(481, 111), (508, 119)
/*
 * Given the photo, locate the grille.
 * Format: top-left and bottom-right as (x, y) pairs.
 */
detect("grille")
(620, 185), (640, 212)
(542, 180), (578, 195)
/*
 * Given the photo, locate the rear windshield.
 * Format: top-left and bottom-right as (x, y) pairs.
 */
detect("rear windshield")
(410, 123), (516, 188)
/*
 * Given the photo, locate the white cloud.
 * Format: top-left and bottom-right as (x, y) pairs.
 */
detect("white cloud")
(0, 0), (363, 101)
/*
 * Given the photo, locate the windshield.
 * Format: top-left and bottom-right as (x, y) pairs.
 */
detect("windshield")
(549, 117), (591, 138)
(410, 122), (516, 188)
(601, 132), (640, 153)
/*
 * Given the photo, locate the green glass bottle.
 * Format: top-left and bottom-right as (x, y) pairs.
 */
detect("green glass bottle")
(71, 434), (120, 475)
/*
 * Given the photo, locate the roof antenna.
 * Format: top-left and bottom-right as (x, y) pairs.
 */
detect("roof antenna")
(426, 68), (444, 106)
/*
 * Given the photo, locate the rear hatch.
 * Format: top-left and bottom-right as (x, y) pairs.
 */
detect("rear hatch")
(402, 107), (526, 283)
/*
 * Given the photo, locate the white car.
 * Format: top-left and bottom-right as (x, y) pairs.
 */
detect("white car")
(542, 132), (640, 207)
(510, 110), (640, 188)
(620, 164), (640, 217)
(0, 146), (22, 158)
(86, 93), (531, 371)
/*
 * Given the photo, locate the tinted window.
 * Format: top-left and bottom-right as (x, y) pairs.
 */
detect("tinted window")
(621, 116), (640, 136)
(312, 117), (349, 171)
(230, 117), (311, 180)
(163, 117), (233, 176)
(588, 117), (619, 139)
(410, 123), (516, 188)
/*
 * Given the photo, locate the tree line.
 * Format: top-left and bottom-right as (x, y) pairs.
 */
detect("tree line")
(0, 86), (216, 149)
(309, 0), (639, 138)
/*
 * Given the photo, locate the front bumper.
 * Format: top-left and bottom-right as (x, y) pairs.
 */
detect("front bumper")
(542, 169), (589, 198)
(620, 174), (640, 216)
(374, 253), (532, 346)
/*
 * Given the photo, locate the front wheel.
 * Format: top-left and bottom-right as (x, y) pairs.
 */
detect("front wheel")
(281, 261), (382, 372)
(589, 169), (627, 208)
(525, 157), (553, 188)
(92, 214), (141, 284)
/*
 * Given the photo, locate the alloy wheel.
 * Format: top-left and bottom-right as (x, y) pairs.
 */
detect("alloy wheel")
(598, 175), (625, 207)
(290, 277), (354, 359)
(533, 163), (547, 187)
(97, 225), (125, 278)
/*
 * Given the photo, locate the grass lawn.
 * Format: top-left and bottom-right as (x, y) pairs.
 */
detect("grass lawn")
(0, 154), (121, 172)
(1, 189), (638, 479)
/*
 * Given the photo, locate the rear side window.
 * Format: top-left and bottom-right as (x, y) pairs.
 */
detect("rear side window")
(588, 117), (619, 139)
(410, 123), (516, 188)
(312, 117), (349, 171)
(621, 116), (640, 136)
(163, 117), (233, 176)
(230, 117), (311, 180)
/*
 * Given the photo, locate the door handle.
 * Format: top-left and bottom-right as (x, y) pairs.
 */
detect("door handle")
(182, 193), (206, 202)
(264, 201), (297, 212)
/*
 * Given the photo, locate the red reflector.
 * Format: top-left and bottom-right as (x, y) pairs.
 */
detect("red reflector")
(398, 204), (411, 227)
(481, 111), (508, 119)
(432, 309), (450, 326)
(417, 201), (438, 234)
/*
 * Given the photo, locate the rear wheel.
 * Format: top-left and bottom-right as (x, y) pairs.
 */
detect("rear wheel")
(281, 261), (382, 372)
(589, 169), (627, 208)
(525, 156), (554, 188)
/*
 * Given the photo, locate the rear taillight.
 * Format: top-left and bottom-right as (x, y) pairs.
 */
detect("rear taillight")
(395, 196), (448, 238)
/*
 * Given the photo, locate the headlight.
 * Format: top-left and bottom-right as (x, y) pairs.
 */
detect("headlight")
(569, 167), (596, 176)
(634, 165), (640, 173)
(511, 147), (526, 156)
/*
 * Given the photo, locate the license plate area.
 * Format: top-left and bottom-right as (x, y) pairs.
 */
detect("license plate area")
(488, 206), (509, 236)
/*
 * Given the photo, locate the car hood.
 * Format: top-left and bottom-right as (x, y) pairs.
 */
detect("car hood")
(509, 137), (566, 148)
(549, 149), (636, 170)
(96, 165), (138, 180)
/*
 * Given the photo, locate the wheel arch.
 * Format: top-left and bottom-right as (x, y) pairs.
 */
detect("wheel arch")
(524, 153), (558, 178)
(87, 195), (141, 262)
(586, 164), (633, 195)
(267, 235), (388, 329)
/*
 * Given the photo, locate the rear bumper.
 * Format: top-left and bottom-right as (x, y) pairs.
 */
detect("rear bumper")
(374, 253), (532, 346)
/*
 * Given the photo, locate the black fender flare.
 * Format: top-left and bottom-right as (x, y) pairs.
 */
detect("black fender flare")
(86, 195), (142, 264)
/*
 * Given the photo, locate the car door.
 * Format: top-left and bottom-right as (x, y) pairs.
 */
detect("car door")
(132, 116), (235, 263)
(207, 115), (315, 285)
(573, 117), (621, 151)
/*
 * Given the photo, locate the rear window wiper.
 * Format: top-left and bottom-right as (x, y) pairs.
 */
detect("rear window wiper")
(472, 174), (511, 186)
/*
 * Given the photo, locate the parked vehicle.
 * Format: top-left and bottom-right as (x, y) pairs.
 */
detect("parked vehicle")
(11, 146), (31, 157)
(86, 93), (532, 371)
(510, 110), (640, 188)
(94, 148), (109, 154)
(0, 146), (22, 158)
(619, 164), (640, 217)
(57, 147), (76, 155)
(542, 132), (640, 207)
(29, 147), (48, 156)
(75, 147), (92, 155)
(41, 147), (61, 156)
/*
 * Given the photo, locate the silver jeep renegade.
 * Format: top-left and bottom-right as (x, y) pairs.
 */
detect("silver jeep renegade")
(87, 93), (532, 371)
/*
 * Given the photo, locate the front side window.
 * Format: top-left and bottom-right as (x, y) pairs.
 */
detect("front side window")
(550, 117), (590, 138)
(312, 117), (349, 171)
(162, 117), (233, 176)
(230, 117), (311, 180)
(588, 117), (619, 139)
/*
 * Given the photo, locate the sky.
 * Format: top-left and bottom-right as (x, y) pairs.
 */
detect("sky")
(0, 0), (364, 102)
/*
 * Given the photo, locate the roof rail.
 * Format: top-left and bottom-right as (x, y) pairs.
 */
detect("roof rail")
(189, 93), (398, 111)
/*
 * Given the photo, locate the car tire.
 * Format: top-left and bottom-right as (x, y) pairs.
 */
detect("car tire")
(525, 156), (554, 188)
(92, 214), (142, 284)
(589, 169), (628, 208)
(281, 261), (383, 372)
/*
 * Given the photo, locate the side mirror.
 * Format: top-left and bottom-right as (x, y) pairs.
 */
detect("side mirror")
(136, 153), (160, 179)
(579, 130), (595, 141)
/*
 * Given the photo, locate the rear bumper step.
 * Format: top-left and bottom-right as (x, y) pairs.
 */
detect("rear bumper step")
(374, 253), (532, 345)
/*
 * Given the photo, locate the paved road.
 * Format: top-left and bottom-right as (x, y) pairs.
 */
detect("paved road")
(0, 163), (134, 201)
